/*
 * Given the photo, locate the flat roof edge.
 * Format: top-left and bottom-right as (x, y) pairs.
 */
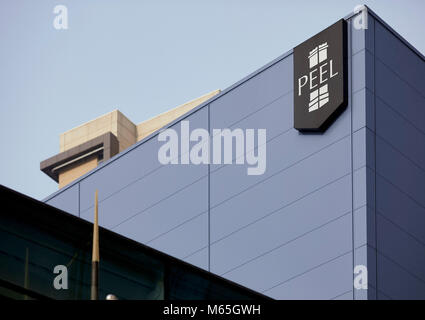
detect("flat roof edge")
(346, 5), (425, 61)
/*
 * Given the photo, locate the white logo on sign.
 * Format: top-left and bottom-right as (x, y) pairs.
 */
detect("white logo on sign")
(297, 42), (339, 114)
(308, 43), (330, 112)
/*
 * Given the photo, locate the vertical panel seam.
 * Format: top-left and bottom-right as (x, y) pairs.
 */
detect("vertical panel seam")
(350, 19), (355, 301)
(373, 16), (378, 300)
(208, 104), (211, 272)
(78, 183), (80, 218)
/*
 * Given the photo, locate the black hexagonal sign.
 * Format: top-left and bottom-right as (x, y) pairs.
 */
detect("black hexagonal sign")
(294, 19), (348, 132)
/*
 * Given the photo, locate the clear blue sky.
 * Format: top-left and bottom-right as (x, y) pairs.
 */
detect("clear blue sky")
(1, 0), (424, 200)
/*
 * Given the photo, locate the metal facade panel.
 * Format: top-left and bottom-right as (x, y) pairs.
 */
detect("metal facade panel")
(376, 175), (425, 244)
(210, 136), (352, 244)
(372, 18), (425, 299)
(45, 183), (79, 216)
(221, 213), (353, 295)
(210, 56), (293, 130)
(210, 174), (352, 276)
(148, 212), (208, 263)
(376, 136), (425, 208)
(184, 248), (208, 270)
(112, 177), (208, 246)
(375, 59), (425, 131)
(377, 253), (425, 299)
(265, 252), (353, 300)
(377, 214), (425, 281)
(352, 88), (375, 132)
(375, 21), (425, 97)
(352, 49), (374, 94)
(376, 93), (425, 170)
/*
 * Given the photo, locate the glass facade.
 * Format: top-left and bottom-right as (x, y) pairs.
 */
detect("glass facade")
(0, 185), (267, 300)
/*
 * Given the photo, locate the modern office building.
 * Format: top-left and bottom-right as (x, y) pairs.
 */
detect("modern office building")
(0, 185), (267, 300)
(40, 7), (424, 299)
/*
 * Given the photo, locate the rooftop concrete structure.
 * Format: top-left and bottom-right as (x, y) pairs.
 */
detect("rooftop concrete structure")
(41, 89), (220, 188)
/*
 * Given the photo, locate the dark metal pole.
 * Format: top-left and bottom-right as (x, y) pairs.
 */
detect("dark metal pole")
(91, 190), (99, 300)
